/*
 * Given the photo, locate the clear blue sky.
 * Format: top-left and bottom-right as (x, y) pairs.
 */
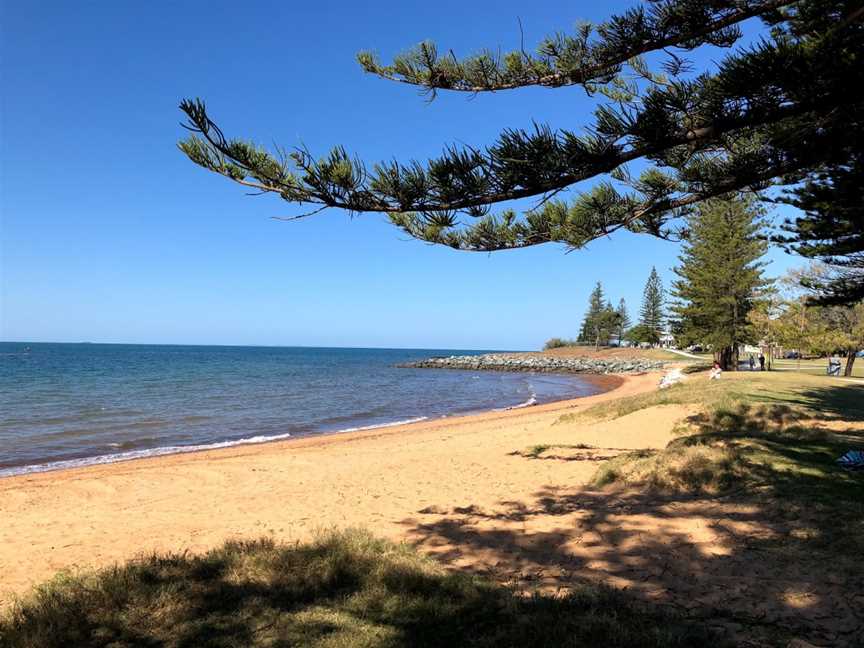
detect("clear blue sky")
(1, 1), (802, 350)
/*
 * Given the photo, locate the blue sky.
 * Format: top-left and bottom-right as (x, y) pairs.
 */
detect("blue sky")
(1, 1), (802, 350)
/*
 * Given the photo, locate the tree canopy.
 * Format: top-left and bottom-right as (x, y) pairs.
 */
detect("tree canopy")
(671, 195), (770, 368)
(778, 151), (864, 305)
(639, 267), (665, 340)
(179, 0), (863, 267)
(578, 283), (608, 344)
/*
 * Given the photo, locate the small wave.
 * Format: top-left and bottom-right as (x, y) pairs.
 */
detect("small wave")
(505, 395), (538, 410)
(0, 417), (430, 478)
(500, 380), (538, 411)
(336, 416), (428, 433)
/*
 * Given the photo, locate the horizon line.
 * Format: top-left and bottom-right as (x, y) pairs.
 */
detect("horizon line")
(0, 340), (528, 352)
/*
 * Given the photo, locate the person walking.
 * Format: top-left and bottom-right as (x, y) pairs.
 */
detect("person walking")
(759, 353), (766, 371)
(749, 355), (755, 371)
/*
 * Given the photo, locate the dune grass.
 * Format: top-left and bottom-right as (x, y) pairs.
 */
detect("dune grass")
(567, 372), (864, 498)
(0, 530), (718, 648)
(522, 443), (596, 458)
(538, 346), (685, 361)
(558, 370), (864, 425)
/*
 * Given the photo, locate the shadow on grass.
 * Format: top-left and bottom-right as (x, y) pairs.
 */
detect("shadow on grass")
(0, 530), (717, 648)
(405, 400), (864, 646)
(758, 383), (864, 423)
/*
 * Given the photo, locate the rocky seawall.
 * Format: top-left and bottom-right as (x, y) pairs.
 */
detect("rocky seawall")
(399, 354), (664, 374)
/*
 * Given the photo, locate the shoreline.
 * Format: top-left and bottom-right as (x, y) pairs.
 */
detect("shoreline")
(0, 371), (661, 606)
(0, 373), (623, 481)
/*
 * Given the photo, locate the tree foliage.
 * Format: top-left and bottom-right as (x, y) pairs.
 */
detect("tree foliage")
(578, 283), (607, 343)
(671, 195), (770, 369)
(577, 282), (623, 349)
(778, 151), (864, 305)
(626, 323), (661, 346)
(616, 298), (632, 342)
(178, 0), (864, 260)
(639, 267), (665, 340)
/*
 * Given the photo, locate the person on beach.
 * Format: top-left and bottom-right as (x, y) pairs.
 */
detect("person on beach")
(709, 361), (723, 380)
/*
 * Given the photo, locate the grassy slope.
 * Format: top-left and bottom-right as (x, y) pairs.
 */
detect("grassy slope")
(538, 346), (685, 361)
(560, 370), (864, 425)
(0, 531), (716, 648)
(560, 370), (864, 567)
(543, 371), (864, 646)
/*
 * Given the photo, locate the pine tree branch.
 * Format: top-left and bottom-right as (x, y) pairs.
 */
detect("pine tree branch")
(178, 94), (835, 215)
(357, 0), (797, 93)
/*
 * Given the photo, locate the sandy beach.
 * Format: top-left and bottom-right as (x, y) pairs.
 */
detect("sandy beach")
(1, 372), (672, 604)
(4, 368), (863, 644)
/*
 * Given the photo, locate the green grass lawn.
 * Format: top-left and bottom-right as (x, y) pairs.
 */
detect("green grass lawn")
(559, 369), (864, 424)
(568, 370), (864, 498)
(0, 531), (716, 648)
(772, 357), (864, 378)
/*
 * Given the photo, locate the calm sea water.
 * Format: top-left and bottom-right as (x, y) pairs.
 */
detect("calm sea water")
(0, 343), (604, 476)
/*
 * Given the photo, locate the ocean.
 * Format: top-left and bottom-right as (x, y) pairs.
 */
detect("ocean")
(0, 343), (605, 477)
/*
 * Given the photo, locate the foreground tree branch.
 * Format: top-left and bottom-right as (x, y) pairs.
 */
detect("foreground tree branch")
(357, 0), (796, 93)
(179, 0), (864, 289)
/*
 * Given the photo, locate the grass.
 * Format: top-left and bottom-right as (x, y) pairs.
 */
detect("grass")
(589, 401), (864, 499)
(773, 357), (864, 378)
(0, 530), (718, 648)
(537, 346), (685, 361)
(562, 371), (864, 545)
(523, 443), (596, 458)
(585, 394), (864, 593)
(591, 444), (747, 493)
(558, 370), (864, 425)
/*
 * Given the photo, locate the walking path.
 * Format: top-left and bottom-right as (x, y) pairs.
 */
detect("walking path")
(663, 348), (705, 360)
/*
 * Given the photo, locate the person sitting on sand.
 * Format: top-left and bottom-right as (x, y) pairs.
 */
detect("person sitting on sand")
(709, 361), (723, 380)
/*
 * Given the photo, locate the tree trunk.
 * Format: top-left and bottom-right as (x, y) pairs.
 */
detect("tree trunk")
(845, 351), (857, 377)
(718, 346), (735, 371)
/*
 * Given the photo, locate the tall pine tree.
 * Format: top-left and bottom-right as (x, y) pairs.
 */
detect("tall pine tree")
(578, 283), (606, 343)
(639, 268), (665, 343)
(616, 298), (631, 343)
(671, 195), (770, 370)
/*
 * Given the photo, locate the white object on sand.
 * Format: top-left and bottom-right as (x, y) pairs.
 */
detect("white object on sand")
(659, 368), (685, 389)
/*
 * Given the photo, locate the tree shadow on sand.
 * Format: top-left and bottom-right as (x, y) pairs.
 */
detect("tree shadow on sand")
(403, 394), (864, 647)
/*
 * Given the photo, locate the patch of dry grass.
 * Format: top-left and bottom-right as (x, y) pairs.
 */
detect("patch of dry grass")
(590, 400), (864, 503)
(591, 445), (747, 493)
(0, 530), (718, 648)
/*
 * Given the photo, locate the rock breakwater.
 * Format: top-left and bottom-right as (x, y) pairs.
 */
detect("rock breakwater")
(399, 354), (664, 374)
